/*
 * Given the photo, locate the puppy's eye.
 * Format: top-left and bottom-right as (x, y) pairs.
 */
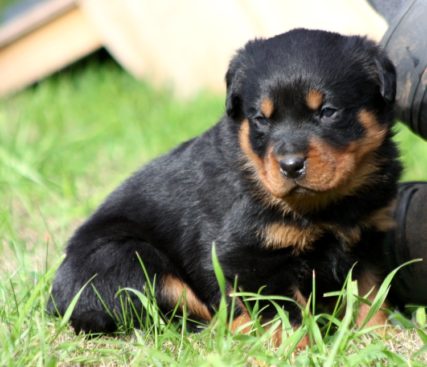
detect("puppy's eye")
(253, 116), (270, 127)
(320, 106), (337, 119)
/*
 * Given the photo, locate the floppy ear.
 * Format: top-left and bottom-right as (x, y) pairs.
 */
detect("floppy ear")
(375, 53), (396, 104)
(225, 56), (244, 119)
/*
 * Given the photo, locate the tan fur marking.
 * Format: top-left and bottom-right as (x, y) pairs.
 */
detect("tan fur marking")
(321, 224), (362, 246)
(261, 223), (322, 253)
(306, 137), (357, 191)
(283, 150), (381, 213)
(230, 294), (309, 348)
(263, 148), (291, 197)
(306, 89), (323, 110)
(296, 334), (310, 349)
(161, 275), (211, 321)
(239, 119), (263, 171)
(356, 109), (387, 160)
(287, 109), (386, 212)
(339, 227), (362, 245)
(230, 311), (252, 334)
(338, 159), (380, 197)
(357, 304), (388, 332)
(293, 288), (307, 307)
(239, 120), (292, 213)
(356, 271), (389, 331)
(239, 109), (388, 215)
(265, 322), (309, 349)
(363, 200), (397, 231)
(239, 120), (295, 198)
(260, 98), (274, 118)
(263, 291), (309, 348)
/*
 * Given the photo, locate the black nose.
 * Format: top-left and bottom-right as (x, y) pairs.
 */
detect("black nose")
(279, 155), (306, 179)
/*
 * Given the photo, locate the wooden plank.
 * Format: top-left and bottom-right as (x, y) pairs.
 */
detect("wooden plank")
(0, 6), (102, 97)
(0, 0), (76, 48)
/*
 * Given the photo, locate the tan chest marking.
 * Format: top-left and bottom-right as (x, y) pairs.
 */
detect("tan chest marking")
(362, 200), (397, 232)
(261, 221), (365, 253)
(260, 223), (323, 253)
(321, 224), (362, 246)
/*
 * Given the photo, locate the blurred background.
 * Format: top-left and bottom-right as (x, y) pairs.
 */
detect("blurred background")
(0, 0), (426, 273)
(1, 2), (426, 364)
(0, 0), (388, 97)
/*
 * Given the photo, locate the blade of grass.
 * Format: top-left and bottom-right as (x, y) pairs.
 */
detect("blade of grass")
(359, 259), (421, 328)
(324, 270), (357, 367)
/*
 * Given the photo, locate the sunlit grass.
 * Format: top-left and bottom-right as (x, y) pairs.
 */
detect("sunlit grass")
(394, 123), (427, 181)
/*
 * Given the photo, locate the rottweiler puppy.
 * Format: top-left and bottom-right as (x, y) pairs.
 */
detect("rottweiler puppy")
(48, 29), (401, 338)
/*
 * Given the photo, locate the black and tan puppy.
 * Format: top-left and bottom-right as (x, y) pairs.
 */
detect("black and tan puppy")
(49, 29), (401, 338)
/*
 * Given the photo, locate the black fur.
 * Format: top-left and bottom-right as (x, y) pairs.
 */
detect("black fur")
(48, 29), (401, 333)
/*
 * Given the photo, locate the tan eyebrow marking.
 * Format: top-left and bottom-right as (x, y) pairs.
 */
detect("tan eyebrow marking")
(306, 89), (323, 110)
(260, 98), (274, 118)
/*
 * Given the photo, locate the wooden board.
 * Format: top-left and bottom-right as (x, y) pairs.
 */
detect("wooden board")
(0, 0), (101, 97)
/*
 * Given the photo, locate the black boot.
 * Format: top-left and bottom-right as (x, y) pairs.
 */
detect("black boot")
(385, 182), (427, 307)
(375, 0), (427, 139)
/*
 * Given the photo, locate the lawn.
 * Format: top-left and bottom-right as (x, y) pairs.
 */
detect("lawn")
(0, 54), (426, 366)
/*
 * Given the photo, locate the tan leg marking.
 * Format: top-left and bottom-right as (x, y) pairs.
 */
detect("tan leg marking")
(161, 275), (211, 321)
(265, 322), (309, 349)
(265, 289), (309, 348)
(293, 288), (308, 307)
(230, 311), (252, 334)
(356, 271), (388, 331)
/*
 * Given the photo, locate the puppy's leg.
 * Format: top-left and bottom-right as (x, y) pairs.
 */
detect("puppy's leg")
(265, 288), (309, 349)
(231, 288), (309, 349)
(159, 274), (212, 325)
(356, 270), (388, 330)
(48, 236), (177, 334)
(229, 296), (252, 334)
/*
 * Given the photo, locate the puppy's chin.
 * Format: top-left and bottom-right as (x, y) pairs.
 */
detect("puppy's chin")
(280, 181), (325, 201)
(287, 184), (318, 196)
(276, 177), (348, 213)
(278, 176), (331, 197)
(266, 171), (340, 201)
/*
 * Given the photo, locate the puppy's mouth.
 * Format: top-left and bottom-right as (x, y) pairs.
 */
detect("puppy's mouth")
(279, 163), (339, 198)
(282, 179), (319, 197)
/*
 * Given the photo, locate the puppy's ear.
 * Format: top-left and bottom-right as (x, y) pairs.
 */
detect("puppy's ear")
(225, 56), (244, 120)
(375, 53), (396, 104)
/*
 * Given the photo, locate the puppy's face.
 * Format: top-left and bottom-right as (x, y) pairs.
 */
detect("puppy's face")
(227, 29), (396, 211)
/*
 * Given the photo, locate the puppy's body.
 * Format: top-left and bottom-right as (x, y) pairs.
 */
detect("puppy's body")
(49, 29), (401, 334)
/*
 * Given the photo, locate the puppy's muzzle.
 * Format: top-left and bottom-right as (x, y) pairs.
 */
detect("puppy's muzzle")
(279, 154), (306, 179)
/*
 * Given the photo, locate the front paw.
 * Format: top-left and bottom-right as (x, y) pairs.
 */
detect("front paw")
(71, 311), (117, 334)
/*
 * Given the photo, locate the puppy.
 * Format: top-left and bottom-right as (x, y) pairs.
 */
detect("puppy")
(48, 29), (401, 338)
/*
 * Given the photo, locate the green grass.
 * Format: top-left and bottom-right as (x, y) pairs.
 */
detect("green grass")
(0, 55), (426, 366)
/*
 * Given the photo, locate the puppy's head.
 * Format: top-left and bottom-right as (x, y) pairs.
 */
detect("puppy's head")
(227, 29), (397, 212)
